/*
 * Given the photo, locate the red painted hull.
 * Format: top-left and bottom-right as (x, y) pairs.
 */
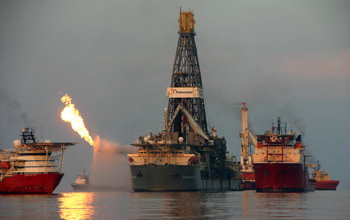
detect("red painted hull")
(254, 163), (316, 192)
(239, 181), (256, 190)
(316, 180), (339, 190)
(239, 172), (256, 190)
(0, 173), (64, 194)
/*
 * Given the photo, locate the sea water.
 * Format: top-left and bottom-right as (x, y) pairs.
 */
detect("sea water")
(0, 189), (349, 219)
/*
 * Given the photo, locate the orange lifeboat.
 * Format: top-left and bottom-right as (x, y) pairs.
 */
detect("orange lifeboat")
(0, 162), (10, 169)
(189, 157), (199, 163)
(128, 157), (134, 163)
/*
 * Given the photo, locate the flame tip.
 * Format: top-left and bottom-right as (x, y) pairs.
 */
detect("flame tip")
(60, 94), (94, 146)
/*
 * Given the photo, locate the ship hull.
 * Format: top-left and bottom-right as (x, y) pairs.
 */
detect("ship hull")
(130, 165), (241, 192)
(254, 163), (316, 192)
(239, 181), (256, 190)
(130, 164), (201, 191)
(239, 172), (256, 190)
(71, 183), (93, 191)
(316, 180), (339, 190)
(71, 184), (125, 191)
(0, 173), (64, 194)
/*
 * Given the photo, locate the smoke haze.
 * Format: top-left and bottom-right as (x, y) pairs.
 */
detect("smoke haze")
(1, 90), (36, 130)
(90, 135), (137, 189)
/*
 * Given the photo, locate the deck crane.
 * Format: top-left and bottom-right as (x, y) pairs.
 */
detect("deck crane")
(238, 103), (257, 189)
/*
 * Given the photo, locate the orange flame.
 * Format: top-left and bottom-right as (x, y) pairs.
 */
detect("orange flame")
(61, 94), (94, 146)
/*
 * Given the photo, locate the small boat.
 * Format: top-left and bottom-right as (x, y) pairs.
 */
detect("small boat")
(71, 170), (125, 191)
(311, 161), (339, 190)
(71, 170), (92, 190)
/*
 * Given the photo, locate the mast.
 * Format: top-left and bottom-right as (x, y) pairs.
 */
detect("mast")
(166, 9), (207, 143)
(21, 128), (36, 144)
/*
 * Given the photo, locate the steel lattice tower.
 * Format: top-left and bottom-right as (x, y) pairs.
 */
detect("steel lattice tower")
(166, 10), (208, 141)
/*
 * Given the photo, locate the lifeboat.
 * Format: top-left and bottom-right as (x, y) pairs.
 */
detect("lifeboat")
(189, 157), (199, 163)
(128, 157), (134, 163)
(0, 162), (10, 169)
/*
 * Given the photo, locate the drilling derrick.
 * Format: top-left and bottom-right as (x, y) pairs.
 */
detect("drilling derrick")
(166, 10), (207, 144)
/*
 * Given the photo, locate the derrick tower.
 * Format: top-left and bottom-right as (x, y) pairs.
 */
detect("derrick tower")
(166, 10), (208, 143)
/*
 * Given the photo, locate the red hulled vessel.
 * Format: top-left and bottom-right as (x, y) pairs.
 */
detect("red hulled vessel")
(0, 128), (76, 194)
(311, 161), (339, 190)
(252, 118), (316, 192)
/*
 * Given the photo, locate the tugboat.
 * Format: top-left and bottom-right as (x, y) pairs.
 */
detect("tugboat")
(0, 128), (77, 194)
(253, 118), (316, 192)
(311, 161), (339, 190)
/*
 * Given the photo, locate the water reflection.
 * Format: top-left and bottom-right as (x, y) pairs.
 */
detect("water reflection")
(1, 190), (346, 219)
(58, 192), (95, 220)
(161, 192), (207, 219)
(242, 191), (256, 219)
(241, 190), (303, 220)
(129, 192), (207, 219)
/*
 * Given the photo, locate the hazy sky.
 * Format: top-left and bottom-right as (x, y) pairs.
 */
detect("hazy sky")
(1, 1), (349, 190)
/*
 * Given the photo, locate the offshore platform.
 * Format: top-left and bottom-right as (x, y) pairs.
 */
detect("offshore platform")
(127, 10), (241, 191)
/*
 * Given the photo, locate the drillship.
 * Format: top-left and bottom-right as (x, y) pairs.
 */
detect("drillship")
(127, 10), (241, 192)
(253, 118), (316, 192)
(0, 128), (76, 194)
(311, 160), (339, 190)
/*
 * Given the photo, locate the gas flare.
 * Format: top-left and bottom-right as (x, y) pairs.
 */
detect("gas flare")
(61, 94), (94, 146)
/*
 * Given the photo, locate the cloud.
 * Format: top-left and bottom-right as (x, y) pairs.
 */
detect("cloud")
(278, 51), (350, 79)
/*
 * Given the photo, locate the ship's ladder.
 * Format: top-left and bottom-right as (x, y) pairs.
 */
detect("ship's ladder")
(0, 165), (14, 181)
(152, 146), (168, 164)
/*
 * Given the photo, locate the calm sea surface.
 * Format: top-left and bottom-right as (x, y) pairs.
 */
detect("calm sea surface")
(0, 189), (349, 220)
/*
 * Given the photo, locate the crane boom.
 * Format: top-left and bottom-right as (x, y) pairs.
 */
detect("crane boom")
(247, 131), (257, 147)
(181, 108), (209, 140)
(239, 103), (255, 173)
(167, 105), (209, 140)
